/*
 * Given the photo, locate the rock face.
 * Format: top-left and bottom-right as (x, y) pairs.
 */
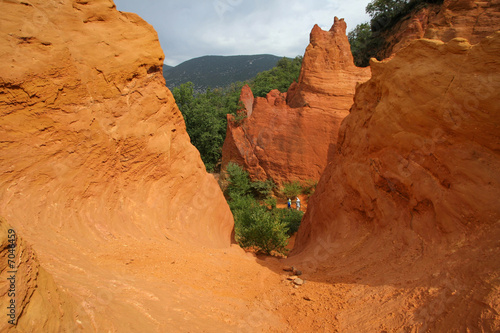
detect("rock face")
(291, 34), (500, 331)
(0, 221), (84, 331)
(0, 0), (233, 330)
(376, 0), (500, 60)
(221, 18), (370, 185)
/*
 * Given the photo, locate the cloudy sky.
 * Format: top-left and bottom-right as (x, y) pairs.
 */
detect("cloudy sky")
(114, 0), (372, 66)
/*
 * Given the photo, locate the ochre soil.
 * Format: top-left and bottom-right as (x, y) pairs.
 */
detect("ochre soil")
(89, 234), (344, 332)
(78, 195), (500, 332)
(128, 224), (498, 332)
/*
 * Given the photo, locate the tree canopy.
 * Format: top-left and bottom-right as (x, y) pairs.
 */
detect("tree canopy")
(172, 82), (243, 172)
(172, 56), (303, 172)
(348, 0), (444, 66)
(251, 56), (302, 97)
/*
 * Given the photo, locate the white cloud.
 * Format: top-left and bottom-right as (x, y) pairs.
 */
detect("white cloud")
(114, 0), (371, 66)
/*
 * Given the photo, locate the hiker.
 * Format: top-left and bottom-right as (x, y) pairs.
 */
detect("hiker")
(287, 198), (291, 209)
(296, 197), (301, 211)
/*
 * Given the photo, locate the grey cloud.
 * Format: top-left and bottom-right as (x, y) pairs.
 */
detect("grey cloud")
(114, 0), (371, 66)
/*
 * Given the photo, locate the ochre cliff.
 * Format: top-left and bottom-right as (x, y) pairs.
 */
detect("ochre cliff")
(375, 0), (500, 60)
(0, 0), (235, 330)
(221, 18), (370, 185)
(290, 34), (500, 331)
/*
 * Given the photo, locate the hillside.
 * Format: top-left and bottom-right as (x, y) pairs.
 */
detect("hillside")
(163, 54), (283, 92)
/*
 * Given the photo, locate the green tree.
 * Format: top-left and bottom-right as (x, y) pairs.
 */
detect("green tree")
(173, 83), (244, 172)
(366, 0), (408, 20)
(224, 163), (299, 256)
(172, 81), (195, 109)
(281, 181), (302, 199)
(348, 0), (443, 66)
(274, 209), (304, 236)
(172, 56), (304, 171)
(251, 56), (302, 97)
(348, 23), (374, 67)
(250, 179), (275, 200)
(225, 162), (252, 199)
(237, 205), (289, 255)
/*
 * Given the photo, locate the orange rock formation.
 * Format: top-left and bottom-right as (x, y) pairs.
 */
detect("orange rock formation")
(290, 34), (500, 331)
(376, 0), (500, 59)
(2, 0), (499, 331)
(0, 0), (234, 330)
(222, 18), (370, 184)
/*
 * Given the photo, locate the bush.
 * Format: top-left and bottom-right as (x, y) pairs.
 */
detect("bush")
(251, 179), (275, 200)
(228, 194), (259, 220)
(302, 179), (318, 196)
(225, 162), (252, 198)
(264, 197), (277, 210)
(281, 181), (302, 199)
(224, 163), (304, 256)
(236, 205), (289, 255)
(274, 209), (304, 236)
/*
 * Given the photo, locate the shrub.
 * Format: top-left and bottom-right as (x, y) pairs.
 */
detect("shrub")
(281, 181), (302, 199)
(302, 179), (318, 196)
(251, 179), (275, 200)
(264, 197), (277, 210)
(274, 209), (304, 236)
(236, 205), (289, 255)
(225, 162), (252, 198)
(224, 163), (302, 256)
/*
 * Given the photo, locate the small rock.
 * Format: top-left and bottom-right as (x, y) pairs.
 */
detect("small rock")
(294, 285), (299, 289)
(283, 266), (294, 272)
(293, 269), (302, 276)
(303, 296), (313, 301)
(293, 278), (304, 285)
(287, 275), (298, 280)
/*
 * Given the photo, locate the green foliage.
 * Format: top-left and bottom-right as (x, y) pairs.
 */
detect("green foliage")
(348, 0), (444, 67)
(164, 54), (285, 92)
(348, 23), (377, 67)
(250, 179), (275, 200)
(274, 209), (304, 236)
(281, 181), (303, 199)
(366, 0), (409, 22)
(250, 56), (303, 97)
(232, 100), (248, 126)
(236, 204), (289, 255)
(173, 82), (244, 172)
(228, 194), (260, 222)
(368, 0), (444, 32)
(172, 56), (303, 172)
(225, 162), (252, 198)
(224, 163), (302, 256)
(264, 197), (277, 210)
(302, 179), (318, 196)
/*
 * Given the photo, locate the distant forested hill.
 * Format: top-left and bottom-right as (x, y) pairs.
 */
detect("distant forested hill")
(163, 54), (283, 92)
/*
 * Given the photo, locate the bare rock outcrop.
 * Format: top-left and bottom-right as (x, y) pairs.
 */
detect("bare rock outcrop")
(291, 34), (500, 331)
(221, 18), (370, 184)
(0, 0), (233, 330)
